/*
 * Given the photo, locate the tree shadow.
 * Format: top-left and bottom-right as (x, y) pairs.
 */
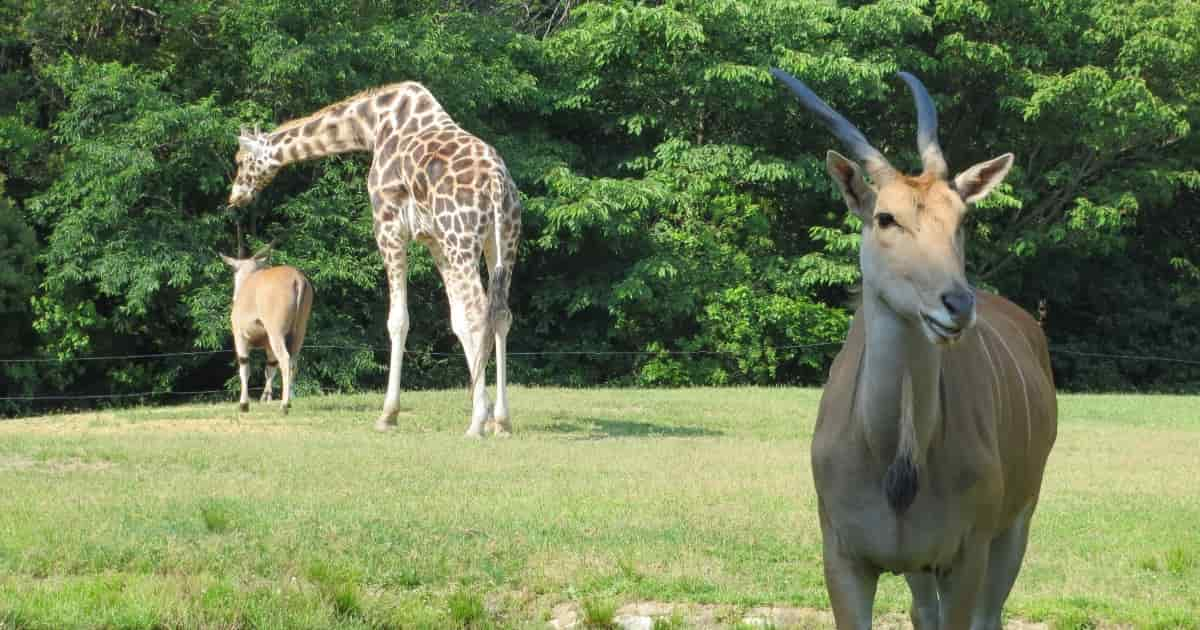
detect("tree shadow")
(540, 416), (723, 439)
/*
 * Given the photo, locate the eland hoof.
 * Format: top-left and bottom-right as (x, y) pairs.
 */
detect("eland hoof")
(238, 402), (249, 413)
(488, 417), (513, 438)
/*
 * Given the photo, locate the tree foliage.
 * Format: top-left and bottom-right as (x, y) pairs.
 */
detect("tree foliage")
(0, 0), (1197, 409)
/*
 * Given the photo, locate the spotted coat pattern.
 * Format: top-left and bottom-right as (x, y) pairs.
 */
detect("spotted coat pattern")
(229, 82), (521, 435)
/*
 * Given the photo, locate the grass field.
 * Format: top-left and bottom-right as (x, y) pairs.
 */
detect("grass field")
(1, 387), (1198, 629)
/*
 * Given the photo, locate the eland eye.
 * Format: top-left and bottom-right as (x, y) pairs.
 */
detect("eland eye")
(876, 212), (897, 228)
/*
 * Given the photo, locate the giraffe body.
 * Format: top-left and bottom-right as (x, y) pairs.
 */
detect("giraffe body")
(229, 83), (521, 436)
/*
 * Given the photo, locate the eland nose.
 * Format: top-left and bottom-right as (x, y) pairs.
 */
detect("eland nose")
(940, 286), (976, 326)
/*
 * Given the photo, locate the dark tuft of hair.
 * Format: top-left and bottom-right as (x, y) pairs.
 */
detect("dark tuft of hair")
(884, 454), (919, 514)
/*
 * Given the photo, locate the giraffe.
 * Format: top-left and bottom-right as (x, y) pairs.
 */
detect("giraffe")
(227, 83), (522, 437)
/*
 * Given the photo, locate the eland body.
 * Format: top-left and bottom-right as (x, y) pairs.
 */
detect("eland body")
(772, 69), (1057, 629)
(221, 247), (314, 414)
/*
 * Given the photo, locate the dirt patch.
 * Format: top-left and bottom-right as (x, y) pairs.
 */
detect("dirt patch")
(549, 601), (1051, 629)
(0, 455), (38, 471)
(0, 416), (300, 436)
(41, 457), (115, 473)
(0, 455), (113, 473)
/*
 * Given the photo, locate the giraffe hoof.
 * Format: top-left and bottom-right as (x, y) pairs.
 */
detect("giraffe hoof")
(239, 402), (249, 413)
(464, 426), (485, 439)
(280, 403), (290, 415)
(374, 417), (397, 432)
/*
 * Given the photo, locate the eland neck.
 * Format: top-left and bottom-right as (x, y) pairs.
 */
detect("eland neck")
(856, 289), (943, 466)
(231, 267), (259, 303)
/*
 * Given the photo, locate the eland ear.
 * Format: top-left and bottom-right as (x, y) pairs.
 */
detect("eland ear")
(252, 237), (279, 261)
(826, 150), (876, 220)
(219, 254), (238, 267)
(952, 153), (1014, 205)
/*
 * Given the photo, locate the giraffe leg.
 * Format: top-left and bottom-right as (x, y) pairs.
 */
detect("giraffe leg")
(454, 295), (491, 438)
(489, 310), (512, 437)
(435, 249), (491, 438)
(482, 245), (514, 436)
(376, 244), (410, 431)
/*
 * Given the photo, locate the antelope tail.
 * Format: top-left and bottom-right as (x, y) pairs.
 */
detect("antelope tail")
(467, 176), (512, 394)
(884, 370), (920, 513)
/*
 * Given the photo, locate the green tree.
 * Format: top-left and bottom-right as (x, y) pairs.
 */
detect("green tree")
(0, 175), (40, 403)
(0, 0), (1196, 405)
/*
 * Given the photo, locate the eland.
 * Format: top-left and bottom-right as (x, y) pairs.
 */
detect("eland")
(771, 69), (1058, 629)
(220, 241), (314, 414)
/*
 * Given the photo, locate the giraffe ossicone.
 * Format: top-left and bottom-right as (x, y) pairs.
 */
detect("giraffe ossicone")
(227, 82), (521, 436)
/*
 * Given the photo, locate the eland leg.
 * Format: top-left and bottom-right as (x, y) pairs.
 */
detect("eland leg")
(267, 333), (292, 414)
(235, 337), (251, 413)
(285, 306), (309, 404)
(906, 572), (941, 630)
(823, 549), (879, 630)
(818, 502), (878, 629)
(970, 505), (1034, 630)
(261, 347), (277, 402)
(936, 538), (990, 630)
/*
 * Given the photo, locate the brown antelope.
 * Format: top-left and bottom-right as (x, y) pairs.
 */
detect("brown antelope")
(771, 68), (1058, 629)
(220, 242), (314, 414)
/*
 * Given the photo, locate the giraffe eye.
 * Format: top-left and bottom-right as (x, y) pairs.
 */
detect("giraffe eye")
(876, 212), (897, 228)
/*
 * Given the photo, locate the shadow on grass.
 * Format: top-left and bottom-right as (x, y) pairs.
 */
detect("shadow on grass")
(541, 417), (723, 439)
(303, 397), (398, 414)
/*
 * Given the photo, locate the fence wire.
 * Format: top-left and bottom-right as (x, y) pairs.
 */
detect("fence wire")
(1, 341), (1197, 403)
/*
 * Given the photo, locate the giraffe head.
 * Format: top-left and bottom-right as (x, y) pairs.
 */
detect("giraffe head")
(229, 126), (282, 208)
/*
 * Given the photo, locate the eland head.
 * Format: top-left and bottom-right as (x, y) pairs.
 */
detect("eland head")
(771, 69), (1014, 346)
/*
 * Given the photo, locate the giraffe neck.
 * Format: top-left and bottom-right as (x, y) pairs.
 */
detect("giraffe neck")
(267, 94), (379, 166)
(266, 83), (455, 167)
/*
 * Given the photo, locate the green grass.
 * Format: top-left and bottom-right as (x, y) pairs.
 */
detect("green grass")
(0, 387), (1197, 628)
(448, 589), (488, 628)
(581, 597), (617, 628)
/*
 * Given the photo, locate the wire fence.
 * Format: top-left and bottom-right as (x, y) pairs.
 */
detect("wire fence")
(1, 341), (1197, 403)
(0, 342), (845, 364)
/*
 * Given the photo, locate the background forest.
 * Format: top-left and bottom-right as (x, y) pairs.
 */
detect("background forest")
(1, 0), (1198, 409)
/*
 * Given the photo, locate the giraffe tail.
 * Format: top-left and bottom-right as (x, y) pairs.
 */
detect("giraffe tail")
(467, 175), (513, 394)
